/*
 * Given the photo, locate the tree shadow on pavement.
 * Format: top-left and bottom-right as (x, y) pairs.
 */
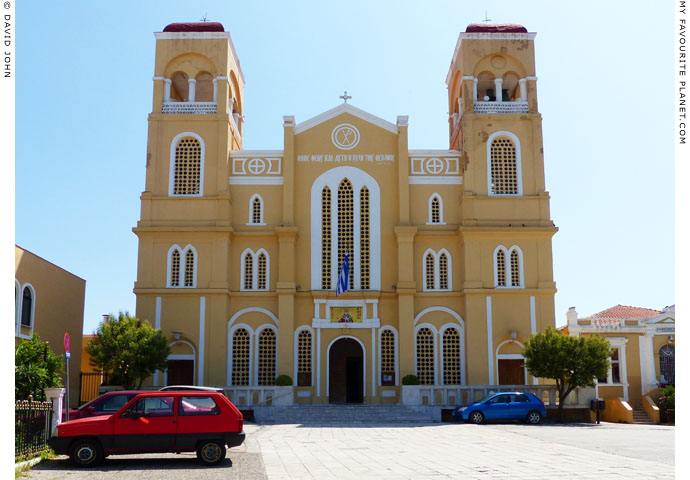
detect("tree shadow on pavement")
(32, 454), (233, 472)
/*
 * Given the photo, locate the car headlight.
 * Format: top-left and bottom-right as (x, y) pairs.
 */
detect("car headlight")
(456, 407), (467, 412)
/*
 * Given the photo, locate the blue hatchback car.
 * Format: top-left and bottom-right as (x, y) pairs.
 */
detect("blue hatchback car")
(452, 392), (546, 424)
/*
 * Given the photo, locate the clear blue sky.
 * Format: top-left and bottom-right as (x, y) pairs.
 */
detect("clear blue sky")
(14, 0), (675, 335)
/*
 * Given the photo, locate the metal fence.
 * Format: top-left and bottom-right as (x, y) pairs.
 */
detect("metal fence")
(15, 398), (53, 459)
(80, 372), (109, 405)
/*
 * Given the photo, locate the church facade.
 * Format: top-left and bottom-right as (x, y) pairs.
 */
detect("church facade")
(133, 22), (558, 404)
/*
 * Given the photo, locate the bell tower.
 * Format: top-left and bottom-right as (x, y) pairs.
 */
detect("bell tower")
(447, 24), (557, 384)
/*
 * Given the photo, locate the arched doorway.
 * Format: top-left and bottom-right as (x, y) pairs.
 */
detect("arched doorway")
(329, 338), (363, 403)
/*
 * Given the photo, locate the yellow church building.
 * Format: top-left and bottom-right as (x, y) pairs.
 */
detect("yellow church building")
(133, 21), (558, 406)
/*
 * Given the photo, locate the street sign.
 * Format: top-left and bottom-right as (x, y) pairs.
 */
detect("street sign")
(65, 352), (71, 359)
(64, 333), (70, 354)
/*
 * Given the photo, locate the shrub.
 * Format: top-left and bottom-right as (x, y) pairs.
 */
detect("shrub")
(658, 385), (675, 422)
(15, 334), (63, 401)
(402, 374), (419, 385)
(275, 374), (293, 386)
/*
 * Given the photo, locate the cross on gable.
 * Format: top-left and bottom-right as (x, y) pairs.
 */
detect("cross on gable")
(340, 91), (352, 103)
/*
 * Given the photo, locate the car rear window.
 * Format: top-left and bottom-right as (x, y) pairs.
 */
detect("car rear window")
(513, 394), (530, 403)
(178, 396), (220, 416)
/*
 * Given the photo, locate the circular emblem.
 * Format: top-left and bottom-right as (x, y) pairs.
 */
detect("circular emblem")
(247, 158), (266, 175)
(425, 157), (444, 175)
(331, 123), (360, 150)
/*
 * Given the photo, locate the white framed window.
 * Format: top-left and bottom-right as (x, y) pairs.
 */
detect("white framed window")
(16, 282), (36, 339)
(169, 132), (205, 196)
(247, 194), (266, 225)
(422, 248), (452, 292)
(598, 337), (629, 400)
(493, 245), (523, 288)
(229, 324), (253, 386)
(167, 244), (197, 288)
(378, 326), (399, 386)
(487, 131), (522, 196)
(414, 324), (438, 385)
(427, 194), (445, 225)
(255, 325), (278, 386)
(294, 326), (314, 387)
(240, 248), (270, 291)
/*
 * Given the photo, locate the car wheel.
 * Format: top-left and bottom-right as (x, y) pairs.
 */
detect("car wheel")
(197, 440), (226, 465)
(527, 410), (542, 424)
(69, 438), (104, 467)
(469, 411), (484, 424)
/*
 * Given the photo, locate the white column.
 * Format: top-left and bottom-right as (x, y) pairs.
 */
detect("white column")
(371, 328), (376, 398)
(473, 78), (478, 102)
(154, 296), (161, 386)
(44, 388), (65, 435)
(645, 333), (659, 391)
(188, 78), (196, 102)
(494, 78), (503, 103)
(317, 328), (321, 398)
(199, 297), (206, 385)
(519, 78), (527, 102)
(212, 78), (218, 103)
(163, 78), (171, 102)
(486, 296), (494, 384)
(530, 296), (538, 385)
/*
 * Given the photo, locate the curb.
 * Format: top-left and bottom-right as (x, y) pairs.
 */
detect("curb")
(15, 456), (43, 473)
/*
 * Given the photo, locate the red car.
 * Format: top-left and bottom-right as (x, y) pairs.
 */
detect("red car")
(48, 391), (245, 467)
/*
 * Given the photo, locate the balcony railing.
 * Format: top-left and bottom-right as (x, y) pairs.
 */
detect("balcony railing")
(162, 101), (217, 114)
(474, 101), (528, 114)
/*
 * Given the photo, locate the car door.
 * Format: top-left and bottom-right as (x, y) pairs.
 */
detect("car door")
(112, 395), (177, 451)
(175, 395), (223, 449)
(510, 394), (531, 418)
(483, 394), (511, 419)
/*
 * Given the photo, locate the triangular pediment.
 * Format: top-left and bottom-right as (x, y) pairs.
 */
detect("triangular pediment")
(294, 103), (398, 135)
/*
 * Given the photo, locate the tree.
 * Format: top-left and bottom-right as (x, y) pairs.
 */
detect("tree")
(15, 334), (64, 401)
(523, 327), (611, 421)
(86, 312), (170, 389)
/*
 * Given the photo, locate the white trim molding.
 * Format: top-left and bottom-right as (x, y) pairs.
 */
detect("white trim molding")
(493, 244), (524, 288)
(165, 340), (197, 386)
(240, 248), (270, 291)
(495, 339), (528, 385)
(486, 296), (494, 384)
(378, 326), (399, 387)
(598, 337), (629, 401)
(228, 307), (279, 329)
(254, 324), (279, 386)
(16, 282), (36, 339)
(169, 131), (205, 197)
(414, 323), (439, 386)
(486, 131), (523, 197)
(326, 336), (367, 397)
(426, 193), (446, 225)
(422, 248), (452, 292)
(166, 244), (198, 288)
(247, 193), (266, 226)
(439, 323), (467, 386)
(295, 103), (397, 135)
(227, 323), (255, 387)
(293, 326), (315, 387)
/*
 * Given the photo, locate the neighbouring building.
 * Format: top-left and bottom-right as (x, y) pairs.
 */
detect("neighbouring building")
(15, 245), (85, 407)
(564, 304), (675, 410)
(133, 21), (558, 404)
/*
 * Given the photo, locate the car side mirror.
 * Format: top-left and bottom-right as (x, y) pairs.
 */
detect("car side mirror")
(87, 406), (95, 414)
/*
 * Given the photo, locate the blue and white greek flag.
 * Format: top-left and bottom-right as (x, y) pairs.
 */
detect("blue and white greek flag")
(336, 253), (350, 296)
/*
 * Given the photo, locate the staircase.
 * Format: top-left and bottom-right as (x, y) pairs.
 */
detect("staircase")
(255, 404), (437, 425)
(632, 409), (656, 425)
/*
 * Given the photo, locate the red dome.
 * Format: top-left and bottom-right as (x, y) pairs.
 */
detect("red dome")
(163, 22), (225, 32)
(465, 23), (527, 33)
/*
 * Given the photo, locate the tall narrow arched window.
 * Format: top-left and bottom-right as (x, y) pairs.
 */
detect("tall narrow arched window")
(495, 249), (506, 287)
(248, 194), (264, 225)
(442, 328), (461, 385)
(425, 253), (435, 290)
(171, 249), (181, 287)
(489, 135), (518, 195)
(659, 345), (675, 385)
(184, 250), (195, 287)
(172, 136), (202, 195)
(360, 186), (370, 290)
(510, 250), (520, 287)
(321, 187), (332, 289)
(380, 329), (396, 386)
(439, 253), (449, 290)
(338, 179), (354, 289)
(257, 328), (276, 386)
(429, 195), (443, 224)
(416, 327), (435, 385)
(21, 286), (34, 327)
(243, 254), (253, 290)
(297, 330), (312, 386)
(257, 252), (267, 290)
(231, 328), (250, 386)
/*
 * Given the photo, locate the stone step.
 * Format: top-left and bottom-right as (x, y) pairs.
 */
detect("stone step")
(632, 409), (656, 424)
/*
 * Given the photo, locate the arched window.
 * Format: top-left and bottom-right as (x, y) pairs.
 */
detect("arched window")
(172, 136), (202, 195)
(321, 187), (332, 289)
(338, 179), (354, 289)
(243, 253), (253, 290)
(380, 329), (396, 386)
(297, 329), (312, 386)
(495, 249), (506, 287)
(171, 249), (181, 287)
(442, 328), (461, 385)
(21, 286), (34, 327)
(168, 245), (196, 288)
(256, 328), (276, 386)
(194, 72), (214, 102)
(659, 345), (675, 385)
(416, 327), (435, 385)
(170, 71), (189, 101)
(184, 250), (195, 287)
(231, 328), (250, 386)
(248, 194), (264, 225)
(488, 132), (521, 196)
(428, 194), (444, 224)
(439, 253), (449, 290)
(425, 253), (435, 290)
(360, 187), (370, 290)
(257, 252), (267, 290)
(510, 250), (520, 287)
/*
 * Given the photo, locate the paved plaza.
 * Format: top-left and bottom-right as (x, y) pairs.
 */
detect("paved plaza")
(26, 421), (674, 479)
